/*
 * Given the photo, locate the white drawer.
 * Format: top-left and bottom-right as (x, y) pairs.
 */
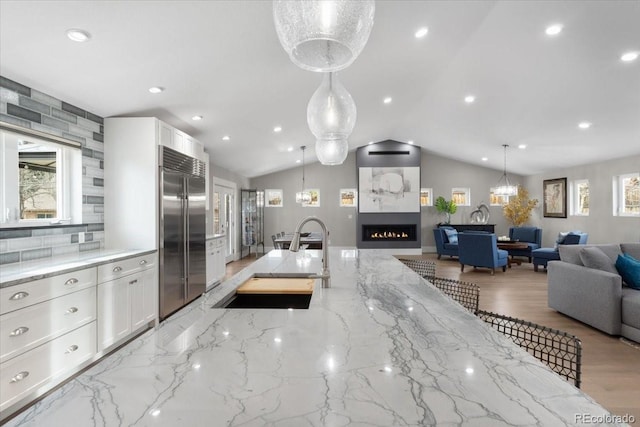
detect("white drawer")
(0, 267), (95, 316)
(0, 321), (96, 412)
(97, 253), (156, 283)
(0, 287), (96, 364)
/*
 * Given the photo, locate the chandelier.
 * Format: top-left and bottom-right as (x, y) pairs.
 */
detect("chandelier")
(494, 144), (518, 196)
(272, 0), (376, 72)
(307, 72), (355, 165)
(296, 146), (312, 204)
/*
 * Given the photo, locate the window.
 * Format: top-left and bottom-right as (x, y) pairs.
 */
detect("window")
(613, 172), (640, 216)
(1, 126), (81, 226)
(570, 179), (589, 216)
(452, 187), (470, 206)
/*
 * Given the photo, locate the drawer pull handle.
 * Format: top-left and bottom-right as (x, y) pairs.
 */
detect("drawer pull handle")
(10, 371), (29, 383)
(65, 345), (79, 354)
(139, 259), (147, 265)
(65, 278), (79, 286)
(113, 266), (123, 272)
(65, 307), (79, 314)
(9, 291), (29, 301)
(129, 279), (138, 285)
(10, 326), (29, 337)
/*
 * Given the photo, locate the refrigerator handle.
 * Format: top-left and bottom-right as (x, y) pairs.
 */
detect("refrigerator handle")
(184, 177), (189, 297)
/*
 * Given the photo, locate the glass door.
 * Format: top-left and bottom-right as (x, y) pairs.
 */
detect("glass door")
(214, 182), (237, 263)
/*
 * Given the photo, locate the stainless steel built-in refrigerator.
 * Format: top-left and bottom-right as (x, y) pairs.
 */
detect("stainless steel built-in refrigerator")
(159, 146), (206, 320)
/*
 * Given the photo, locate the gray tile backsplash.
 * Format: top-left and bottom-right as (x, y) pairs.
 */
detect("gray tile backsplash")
(0, 75), (105, 265)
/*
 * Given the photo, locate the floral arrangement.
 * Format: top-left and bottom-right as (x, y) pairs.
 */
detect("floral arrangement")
(503, 186), (538, 226)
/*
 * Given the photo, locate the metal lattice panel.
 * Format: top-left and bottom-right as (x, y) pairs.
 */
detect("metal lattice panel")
(429, 277), (480, 314)
(398, 258), (436, 280)
(477, 310), (582, 388)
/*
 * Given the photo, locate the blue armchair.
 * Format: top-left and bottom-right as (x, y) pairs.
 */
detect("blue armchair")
(458, 232), (508, 275)
(532, 232), (588, 271)
(433, 227), (459, 259)
(508, 226), (542, 262)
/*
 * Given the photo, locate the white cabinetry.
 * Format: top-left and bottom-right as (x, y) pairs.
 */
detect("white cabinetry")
(97, 253), (157, 352)
(104, 117), (207, 251)
(0, 268), (97, 413)
(206, 236), (226, 288)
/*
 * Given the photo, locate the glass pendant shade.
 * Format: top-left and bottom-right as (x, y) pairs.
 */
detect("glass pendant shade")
(307, 73), (355, 165)
(273, 0), (375, 72)
(494, 144), (518, 196)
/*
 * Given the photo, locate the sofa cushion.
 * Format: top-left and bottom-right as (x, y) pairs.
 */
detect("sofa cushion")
(554, 232), (569, 249)
(560, 244), (621, 266)
(443, 243), (458, 250)
(622, 288), (640, 329)
(579, 247), (618, 274)
(444, 228), (458, 244)
(616, 254), (640, 290)
(621, 243), (640, 260)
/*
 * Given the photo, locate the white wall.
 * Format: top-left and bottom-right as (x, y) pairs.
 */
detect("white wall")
(250, 150), (527, 250)
(524, 154), (640, 245)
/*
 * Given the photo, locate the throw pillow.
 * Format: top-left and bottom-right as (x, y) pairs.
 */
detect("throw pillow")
(616, 254), (640, 289)
(579, 247), (618, 275)
(554, 231), (570, 249)
(444, 228), (458, 244)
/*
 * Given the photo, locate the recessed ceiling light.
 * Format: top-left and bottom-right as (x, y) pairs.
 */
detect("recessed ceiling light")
(191, 115), (203, 121)
(273, 126), (282, 132)
(481, 157), (488, 162)
(464, 95), (475, 104)
(545, 24), (563, 36)
(368, 141), (374, 145)
(621, 51), (639, 62)
(407, 140), (414, 145)
(222, 135), (230, 141)
(66, 28), (91, 42)
(518, 144), (527, 149)
(578, 122), (592, 129)
(415, 27), (428, 38)
(287, 146), (293, 152)
(296, 159), (301, 163)
(383, 97), (392, 104)
(148, 86), (164, 94)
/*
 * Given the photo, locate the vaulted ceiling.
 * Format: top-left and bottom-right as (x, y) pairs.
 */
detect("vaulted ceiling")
(1, 1), (638, 178)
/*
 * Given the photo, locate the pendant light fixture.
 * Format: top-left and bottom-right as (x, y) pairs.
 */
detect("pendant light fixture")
(273, 0), (376, 72)
(494, 144), (518, 196)
(307, 72), (355, 165)
(296, 146), (312, 204)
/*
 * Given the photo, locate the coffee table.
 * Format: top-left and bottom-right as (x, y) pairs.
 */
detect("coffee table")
(497, 242), (529, 267)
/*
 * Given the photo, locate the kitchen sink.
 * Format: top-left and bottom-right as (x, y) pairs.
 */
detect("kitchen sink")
(213, 275), (315, 309)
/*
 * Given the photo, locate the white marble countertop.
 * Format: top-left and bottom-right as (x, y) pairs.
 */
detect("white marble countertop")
(0, 249), (157, 288)
(5, 248), (622, 426)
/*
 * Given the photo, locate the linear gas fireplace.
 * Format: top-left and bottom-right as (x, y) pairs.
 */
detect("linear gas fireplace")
(362, 224), (417, 242)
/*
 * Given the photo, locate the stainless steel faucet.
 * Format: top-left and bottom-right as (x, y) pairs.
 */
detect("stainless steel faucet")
(289, 216), (330, 288)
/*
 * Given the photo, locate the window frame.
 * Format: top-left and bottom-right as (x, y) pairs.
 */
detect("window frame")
(0, 123), (82, 227)
(613, 172), (640, 217)
(569, 179), (589, 216)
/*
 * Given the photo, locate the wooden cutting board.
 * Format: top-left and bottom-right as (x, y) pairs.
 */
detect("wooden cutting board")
(236, 277), (315, 295)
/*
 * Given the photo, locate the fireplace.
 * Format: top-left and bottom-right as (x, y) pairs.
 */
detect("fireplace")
(362, 224), (417, 242)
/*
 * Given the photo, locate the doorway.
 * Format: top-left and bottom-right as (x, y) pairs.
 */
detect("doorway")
(213, 180), (237, 263)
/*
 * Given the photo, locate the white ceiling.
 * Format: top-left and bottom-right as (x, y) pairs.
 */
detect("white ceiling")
(1, 1), (639, 178)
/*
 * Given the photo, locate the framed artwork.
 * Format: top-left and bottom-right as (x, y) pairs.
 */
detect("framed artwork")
(303, 189), (320, 207)
(358, 166), (420, 213)
(452, 187), (471, 206)
(420, 188), (433, 207)
(543, 177), (567, 218)
(339, 188), (357, 207)
(265, 189), (283, 207)
(489, 188), (509, 206)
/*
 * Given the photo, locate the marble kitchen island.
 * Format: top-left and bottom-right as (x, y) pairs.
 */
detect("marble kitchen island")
(5, 248), (620, 426)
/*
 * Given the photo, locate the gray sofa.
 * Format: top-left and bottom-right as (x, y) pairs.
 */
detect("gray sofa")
(548, 243), (640, 343)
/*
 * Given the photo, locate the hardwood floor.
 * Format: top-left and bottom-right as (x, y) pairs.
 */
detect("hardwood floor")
(226, 253), (640, 424)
